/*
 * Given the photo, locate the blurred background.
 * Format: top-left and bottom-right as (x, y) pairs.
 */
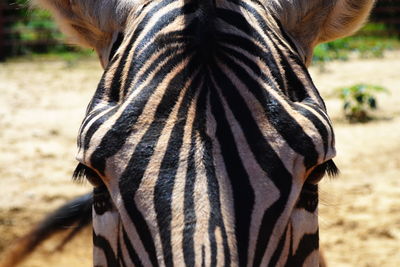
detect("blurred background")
(0, 0), (399, 266)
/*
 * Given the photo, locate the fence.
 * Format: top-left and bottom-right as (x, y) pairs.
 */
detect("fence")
(372, 0), (400, 36)
(1, 1), (400, 60)
(0, 1), (65, 60)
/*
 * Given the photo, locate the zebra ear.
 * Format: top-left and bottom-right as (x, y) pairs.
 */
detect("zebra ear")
(269, 0), (375, 64)
(31, 0), (134, 51)
(315, 0), (376, 43)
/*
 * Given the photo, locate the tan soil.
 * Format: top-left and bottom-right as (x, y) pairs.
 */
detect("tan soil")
(0, 51), (399, 266)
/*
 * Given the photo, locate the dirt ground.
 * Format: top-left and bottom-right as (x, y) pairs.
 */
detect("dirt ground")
(0, 51), (399, 266)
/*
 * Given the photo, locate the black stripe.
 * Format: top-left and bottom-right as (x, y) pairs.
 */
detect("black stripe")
(118, 52), (195, 266)
(231, 0), (286, 50)
(269, 40), (332, 157)
(109, 32), (125, 62)
(217, 5), (288, 92)
(122, 2), (197, 95)
(79, 105), (109, 146)
(86, 52), (121, 113)
(220, 44), (262, 79)
(90, 51), (190, 174)
(201, 245), (206, 267)
(195, 79), (231, 267)
(117, 228), (128, 267)
(209, 59), (293, 267)
(218, 32), (285, 92)
(285, 230), (319, 267)
(182, 133), (197, 266)
(154, 71), (201, 266)
(219, 43), (285, 99)
(122, 227), (144, 267)
(303, 102), (336, 149)
(253, 196), (289, 267)
(191, 0), (217, 59)
(273, 13), (303, 58)
(295, 104), (330, 158)
(90, 31), (136, 110)
(116, 0), (176, 98)
(229, 0), (302, 96)
(93, 231), (119, 267)
(273, 45), (309, 101)
(227, 0), (328, 109)
(216, 52), (319, 169)
(83, 107), (119, 150)
(131, 2), (195, 57)
(268, 224), (289, 267)
(216, 8), (251, 35)
(182, 85), (208, 266)
(204, 83), (232, 267)
(262, 10), (328, 107)
(125, 42), (186, 96)
(209, 86), (254, 266)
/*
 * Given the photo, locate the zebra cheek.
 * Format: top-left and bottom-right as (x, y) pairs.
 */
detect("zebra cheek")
(92, 187), (121, 266)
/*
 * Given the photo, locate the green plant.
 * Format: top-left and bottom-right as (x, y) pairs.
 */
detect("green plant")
(4, 0), (85, 57)
(336, 84), (389, 122)
(312, 23), (400, 64)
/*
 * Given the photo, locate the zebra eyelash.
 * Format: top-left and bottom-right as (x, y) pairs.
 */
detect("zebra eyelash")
(306, 159), (340, 185)
(72, 163), (102, 185)
(72, 163), (90, 183)
(325, 159), (340, 178)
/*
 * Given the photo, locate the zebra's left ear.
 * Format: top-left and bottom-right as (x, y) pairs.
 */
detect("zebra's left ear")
(269, 0), (376, 64)
(32, 0), (134, 61)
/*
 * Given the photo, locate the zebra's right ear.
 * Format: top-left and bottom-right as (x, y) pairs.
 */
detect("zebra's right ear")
(268, 0), (375, 65)
(31, 0), (134, 52)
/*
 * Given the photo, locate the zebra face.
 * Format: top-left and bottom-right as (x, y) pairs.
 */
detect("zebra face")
(72, 1), (341, 266)
(33, 0), (374, 266)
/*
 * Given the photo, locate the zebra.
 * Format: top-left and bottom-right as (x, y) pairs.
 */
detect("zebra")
(1, 0), (375, 266)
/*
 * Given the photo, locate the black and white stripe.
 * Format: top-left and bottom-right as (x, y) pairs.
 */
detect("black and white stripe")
(74, 0), (338, 266)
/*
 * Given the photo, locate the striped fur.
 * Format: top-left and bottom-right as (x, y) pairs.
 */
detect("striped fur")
(2, 0), (374, 266)
(74, 0), (337, 266)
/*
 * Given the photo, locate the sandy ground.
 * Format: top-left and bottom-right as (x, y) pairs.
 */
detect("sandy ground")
(0, 51), (399, 266)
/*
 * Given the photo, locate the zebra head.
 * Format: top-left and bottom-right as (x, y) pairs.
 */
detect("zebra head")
(34, 0), (375, 266)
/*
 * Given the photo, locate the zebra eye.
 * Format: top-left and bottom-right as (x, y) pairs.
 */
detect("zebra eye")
(297, 183), (319, 212)
(306, 159), (339, 185)
(93, 185), (113, 215)
(73, 163), (104, 187)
